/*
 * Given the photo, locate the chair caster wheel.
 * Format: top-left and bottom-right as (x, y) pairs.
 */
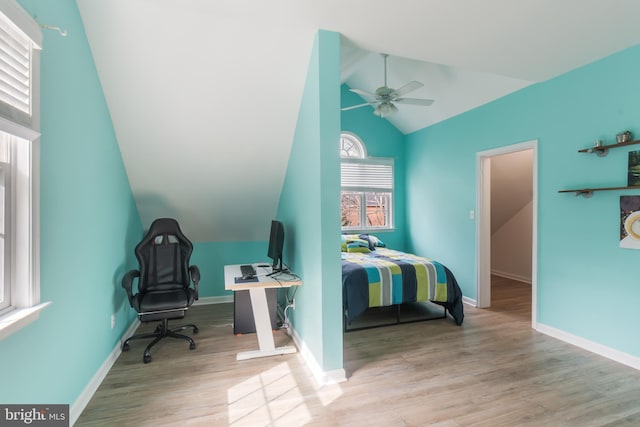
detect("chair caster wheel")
(122, 343), (129, 352)
(143, 355), (152, 363)
(189, 342), (196, 350)
(193, 327), (199, 334)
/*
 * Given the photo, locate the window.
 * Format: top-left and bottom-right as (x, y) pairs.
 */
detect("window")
(0, 1), (46, 340)
(0, 135), (9, 312)
(340, 133), (393, 231)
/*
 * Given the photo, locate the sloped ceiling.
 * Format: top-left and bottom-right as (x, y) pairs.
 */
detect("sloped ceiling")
(491, 150), (534, 232)
(75, 0), (640, 242)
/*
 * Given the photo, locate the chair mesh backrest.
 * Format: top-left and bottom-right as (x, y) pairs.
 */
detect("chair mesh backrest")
(135, 218), (193, 293)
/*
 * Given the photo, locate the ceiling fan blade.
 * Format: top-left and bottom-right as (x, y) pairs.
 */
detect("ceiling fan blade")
(391, 81), (424, 98)
(350, 88), (377, 100)
(394, 97), (434, 106)
(341, 102), (375, 111)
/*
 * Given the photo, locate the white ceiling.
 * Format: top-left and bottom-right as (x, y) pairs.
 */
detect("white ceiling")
(75, 0), (640, 242)
(340, 47), (534, 134)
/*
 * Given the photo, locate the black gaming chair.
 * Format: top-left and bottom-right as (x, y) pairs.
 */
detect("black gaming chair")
(121, 218), (200, 363)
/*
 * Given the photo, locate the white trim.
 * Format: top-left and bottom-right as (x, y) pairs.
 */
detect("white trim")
(476, 152), (491, 308)
(340, 132), (367, 158)
(0, 300), (49, 340)
(69, 296), (230, 424)
(536, 322), (640, 371)
(0, 1), (41, 338)
(289, 323), (346, 385)
(491, 269), (532, 285)
(0, 115), (39, 141)
(462, 295), (477, 307)
(193, 295), (233, 305)
(476, 139), (538, 326)
(70, 317), (140, 426)
(0, 0), (41, 47)
(70, 301), (349, 425)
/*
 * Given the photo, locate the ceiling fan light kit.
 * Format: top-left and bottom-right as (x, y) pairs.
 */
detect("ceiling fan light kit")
(374, 101), (397, 117)
(342, 53), (434, 117)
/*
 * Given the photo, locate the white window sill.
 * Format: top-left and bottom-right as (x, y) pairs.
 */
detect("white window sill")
(341, 228), (395, 233)
(0, 302), (51, 340)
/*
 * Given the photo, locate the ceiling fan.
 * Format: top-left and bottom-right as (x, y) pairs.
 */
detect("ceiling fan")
(342, 53), (434, 118)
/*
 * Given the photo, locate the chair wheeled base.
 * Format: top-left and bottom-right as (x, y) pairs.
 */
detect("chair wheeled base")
(122, 317), (199, 363)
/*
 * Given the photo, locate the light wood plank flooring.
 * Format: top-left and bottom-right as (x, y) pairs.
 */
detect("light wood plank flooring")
(76, 278), (640, 426)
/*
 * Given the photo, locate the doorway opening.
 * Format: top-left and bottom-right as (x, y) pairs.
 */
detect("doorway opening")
(476, 140), (538, 326)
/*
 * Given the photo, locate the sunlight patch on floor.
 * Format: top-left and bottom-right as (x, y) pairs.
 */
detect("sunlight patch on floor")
(227, 362), (311, 426)
(312, 377), (343, 407)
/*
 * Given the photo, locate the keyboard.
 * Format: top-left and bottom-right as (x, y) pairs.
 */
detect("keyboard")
(240, 264), (256, 277)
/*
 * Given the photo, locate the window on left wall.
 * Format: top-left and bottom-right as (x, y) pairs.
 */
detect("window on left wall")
(0, 1), (48, 340)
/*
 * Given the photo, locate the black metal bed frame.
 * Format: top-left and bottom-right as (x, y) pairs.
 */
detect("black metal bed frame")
(343, 301), (449, 333)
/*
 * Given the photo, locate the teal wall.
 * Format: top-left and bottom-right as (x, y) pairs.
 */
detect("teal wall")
(191, 241), (266, 297)
(277, 30), (342, 372)
(340, 84), (407, 250)
(406, 45), (640, 357)
(4, 0), (638, 414)
(0, 0), (142, 406)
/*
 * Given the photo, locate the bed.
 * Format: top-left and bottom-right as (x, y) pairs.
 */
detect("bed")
(341, 234), (464, 331)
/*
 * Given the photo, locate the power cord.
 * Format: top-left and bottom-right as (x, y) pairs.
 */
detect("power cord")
(275, 269), (299, 331)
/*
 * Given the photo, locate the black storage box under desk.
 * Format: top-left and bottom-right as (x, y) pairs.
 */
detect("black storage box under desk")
(233, 288), (279, 334)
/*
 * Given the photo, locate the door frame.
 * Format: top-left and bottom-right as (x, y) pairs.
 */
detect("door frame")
(475, 139), (538, 326)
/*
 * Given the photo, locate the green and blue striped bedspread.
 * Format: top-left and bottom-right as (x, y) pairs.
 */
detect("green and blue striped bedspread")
(342, 248), (464, 325)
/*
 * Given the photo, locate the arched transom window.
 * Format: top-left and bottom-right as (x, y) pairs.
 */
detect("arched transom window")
(340, 133), (366, 159)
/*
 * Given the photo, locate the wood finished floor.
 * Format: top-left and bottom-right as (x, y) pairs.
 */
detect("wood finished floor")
(76, 277), (640, 426)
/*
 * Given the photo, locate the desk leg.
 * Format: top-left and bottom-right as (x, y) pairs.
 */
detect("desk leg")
(249, 287), (274, 352)
(236, 288), (297, 361)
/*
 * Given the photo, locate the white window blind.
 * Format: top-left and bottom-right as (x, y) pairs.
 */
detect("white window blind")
(0, 21), (29, 111)
(341, 159), (393, 191)
(0, 2), (40, 128)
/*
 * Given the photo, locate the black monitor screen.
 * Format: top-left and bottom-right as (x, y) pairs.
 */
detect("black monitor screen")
(267, 220), (285, 272)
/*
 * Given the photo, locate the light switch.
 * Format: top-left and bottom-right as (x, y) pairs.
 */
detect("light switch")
(469, 210), (475, 220)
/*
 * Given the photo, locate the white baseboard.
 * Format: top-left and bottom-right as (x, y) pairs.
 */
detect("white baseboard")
(536, 322), (640, 371)
(69, 317), (140, 426)
(71, 296), (346, 425)
(491, 269), (531, 284)
(194, 295), (233, 305)
(70, 297), (231, 425)
(289, 324), (347, 385)
(462, 295), (477, 307)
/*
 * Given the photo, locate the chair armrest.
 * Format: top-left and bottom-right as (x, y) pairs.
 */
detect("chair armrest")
(189, 265), (200, 300)
(121, 270), (140, 306)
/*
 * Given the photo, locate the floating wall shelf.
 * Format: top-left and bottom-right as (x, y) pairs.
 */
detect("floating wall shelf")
(558, 185), (640, 198)
(559, 138), (640, 197)
(577, 139), (640, 157)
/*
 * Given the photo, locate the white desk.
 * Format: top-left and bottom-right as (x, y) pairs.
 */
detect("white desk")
(224, 264), (302, 360)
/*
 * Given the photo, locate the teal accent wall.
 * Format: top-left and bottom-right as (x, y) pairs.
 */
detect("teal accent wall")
(406, 45), (640, 357)
(191, 241), (266, 297)
(0, 0), (142, 407)
(340, 84), (407, 250)
(277, 30), (342, 372)
(5, 0), (638, 413)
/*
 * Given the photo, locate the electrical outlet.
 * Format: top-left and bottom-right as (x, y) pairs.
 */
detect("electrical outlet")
(110, 314), (116, 329)
(291, 299), (295, 310)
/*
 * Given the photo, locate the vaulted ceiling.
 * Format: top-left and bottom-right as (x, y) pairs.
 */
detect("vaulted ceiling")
(75, 0), (640, 242)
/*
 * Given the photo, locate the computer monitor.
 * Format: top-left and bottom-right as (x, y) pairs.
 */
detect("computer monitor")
(267, 220), (285, 272)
